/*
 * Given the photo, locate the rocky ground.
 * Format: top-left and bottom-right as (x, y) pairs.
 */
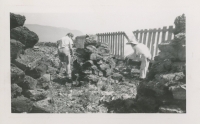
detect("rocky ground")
(11, 42), (142, 113)
(10, 13), (186, 113)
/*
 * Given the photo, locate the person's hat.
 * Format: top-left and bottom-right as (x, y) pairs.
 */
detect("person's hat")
(126, 36), (139, 45)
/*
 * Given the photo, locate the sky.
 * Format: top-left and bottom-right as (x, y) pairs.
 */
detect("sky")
(17, 0), (188, 37)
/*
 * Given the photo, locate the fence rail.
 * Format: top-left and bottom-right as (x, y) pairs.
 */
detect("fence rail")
(75, 25), (175, 60)
(97, 32), (129, 59)
(133, 26), (174, 59)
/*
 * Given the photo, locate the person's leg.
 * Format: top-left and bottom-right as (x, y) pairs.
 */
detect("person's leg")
(57, 49), (63, 74)
(62, 47), (71, 78)
(140, 56), (147, 79)
(67, 53), (71, 78)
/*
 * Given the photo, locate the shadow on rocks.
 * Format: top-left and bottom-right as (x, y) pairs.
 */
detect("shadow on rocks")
(102, 98), (138, 113)
(52, 77), (72, 85)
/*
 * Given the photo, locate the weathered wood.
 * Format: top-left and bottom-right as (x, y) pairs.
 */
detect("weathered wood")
(120, 32), (123, 58)
(122, 33), (124, 59)
(167, 26), (174, 41)
(133, 30), (139, 40)
(139, 29), (144, 43)
(162, 26), (167, 42)
(143, 29), (148, 45)
(117, 32), (121, 57)
(147, 29), (153, 49)
(150, 29), (157, 59)
(155, 28), (162, 55)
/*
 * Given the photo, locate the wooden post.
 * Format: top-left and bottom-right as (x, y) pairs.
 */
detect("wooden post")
(155, 28), (162, 55)
(143, 29), (148, 45)
(120, 32), (123, 58)
(122, 32), (125, 59)
(115, 32), (118, 57)
(112, 33), (114, 54)
(147, 29), (153, 50)
(150, 28), (157, 60)
(162, 26), (167, 43)
(117, 32), (120, 58)
(133, 30), (139, 40)
(139, 29), (144, 43)
(167, 26), (174, 41)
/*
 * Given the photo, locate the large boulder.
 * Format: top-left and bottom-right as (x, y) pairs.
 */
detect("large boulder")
(11, 65), (25, 84)
(18, 76), (37, 90)
(10, 13), (26, 29)
(11, 96), (33, 113)
(174, 14), (186, 35)
(25, 63), (48, 79)
(31, 98), (54, 113)
(11, 84), (22, 98)
(10, 39), (24, 61)
(169, 84), (186, 100)
(37, 74), (51, 89)
(10, 26), (39, 48)
(23, 89), (48, 101)
(13, 49), (44, 71)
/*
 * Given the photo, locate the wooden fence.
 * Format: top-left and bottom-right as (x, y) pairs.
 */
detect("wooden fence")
(75, 25), (175, 60)
(133, 26), (174, 59)
(96, 32), (129, 59)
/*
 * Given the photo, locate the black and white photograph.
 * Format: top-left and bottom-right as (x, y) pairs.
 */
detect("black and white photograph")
(1, 0), (200, 123)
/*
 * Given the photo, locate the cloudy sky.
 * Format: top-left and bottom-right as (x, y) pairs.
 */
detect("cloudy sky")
(16, 0), (187, 36)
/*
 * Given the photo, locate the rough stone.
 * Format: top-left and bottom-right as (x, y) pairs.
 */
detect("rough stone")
(174, 14), (186, 35)
(11, 84), (22, 98)
(111, 73), (123, 81)
(11, 65), (26, 85)
(18, 76), (37, 90)
(10, 26), (39, 48)
(24, 89), (48, 101)
(10, 39), (24, 61)
(31, 98), (54, 113)
(11, 96), (33, 113)
(169, 85), (186, 100)
(10, 13), (26, 29)
(25, 63), (48, 79)
(37, 74), (50, 89)
(159, 105), (185, 113)
(171, 62), (186, 72)
(155, 72), (185, 86)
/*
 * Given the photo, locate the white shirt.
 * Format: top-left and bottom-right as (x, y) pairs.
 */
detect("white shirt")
(132, 43), (151, 60)
(57, 36), (73, 49)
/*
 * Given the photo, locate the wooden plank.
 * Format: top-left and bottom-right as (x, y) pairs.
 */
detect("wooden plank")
(112, 33), (114, 54)
(147, 29), (153, 49)
(122, 32), (124, 59)
(120, 32), (123, 58)
(139, 29), (144, 43)
(143, 29), (148, 45)
(155, 28), (162, 55)
(150, 28), (157, 60)
(167, 26), (174, 41)
(118, 32), (120, 57)
(133, 30), (139, 40)
(161, 26), (167, 43)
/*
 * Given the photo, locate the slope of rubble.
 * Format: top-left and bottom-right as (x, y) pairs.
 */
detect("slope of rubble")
(10, 13), (186, 113)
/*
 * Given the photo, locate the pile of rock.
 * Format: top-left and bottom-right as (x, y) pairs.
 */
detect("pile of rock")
(10, 13), (57, 113)
(135, 14), (186, 113)
(72, 35), (122, 87)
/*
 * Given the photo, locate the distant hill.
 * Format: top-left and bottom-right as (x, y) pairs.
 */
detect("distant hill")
(25, 24), (83, 42)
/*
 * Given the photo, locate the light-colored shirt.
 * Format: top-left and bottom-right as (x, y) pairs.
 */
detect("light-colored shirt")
(57, 36), (73, 49)
(131, 43), (151, 60)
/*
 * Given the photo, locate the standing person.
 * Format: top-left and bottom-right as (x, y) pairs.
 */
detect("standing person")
(126, 36), (151, 80)
(57, 33), (74, 79)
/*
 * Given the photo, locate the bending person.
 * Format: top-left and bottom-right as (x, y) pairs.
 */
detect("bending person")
(126, 36), (151, 80)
